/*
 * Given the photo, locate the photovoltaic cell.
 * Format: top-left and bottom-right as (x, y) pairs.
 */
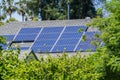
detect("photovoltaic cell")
(14, 34), (37, 42)
(76, 32), (100, 51)
(0, 35), (15, 50)
(14, 28), (41, 42)
(2, 35), (15, 41)
(37, 33), (60, 40)
(18, 28), (40, 34)
(20, 47), (30, 50)
(41, 27), (63, 33)
(51, 26), (87, 52)
(31, 27), (64, 53)
(0, 44), (8, 50)
(53, 45), (76, 52)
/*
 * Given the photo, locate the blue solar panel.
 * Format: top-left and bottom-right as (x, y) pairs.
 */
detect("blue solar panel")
(52, 45), (75, 52)
(0, 35), (15, 50)
(14, 28), (41, 42)
(60, 33), (83, 39)
(76, 32), (100, 51)
(56, 38), (79, 45)
(76, 44), (96, 51)
(31, 46), (52, 53)
(64, 26), (86, 33)
(31, 27), (64, 53)
(20, 47), (29, 50)
(14, 34), (37, 42)
(2, 35), (15, 41)
(51, 26), (87, 52)
(18, 28), (40, 34)
(41, 27), (63, 33)
(37, 33), (60, 40)
(33, 40), (56, 47)
(0, 44), (8, 49)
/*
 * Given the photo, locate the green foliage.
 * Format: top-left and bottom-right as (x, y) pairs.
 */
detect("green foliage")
(0, 50), (107, 80)
(2, 0), (17, 18)
(6, 17), (18, 23)
(15, 0), (96, 20)
(82, 35), (86, 42)
(78, 28), (83, 33)
(32, 17), (39, 21)
(87, 0), (120, 79)
(0, 36), (5, 50)
(0, 22), (4, 26)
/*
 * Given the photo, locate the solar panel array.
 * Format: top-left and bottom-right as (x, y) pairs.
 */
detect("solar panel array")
(1, 26), (101, 53)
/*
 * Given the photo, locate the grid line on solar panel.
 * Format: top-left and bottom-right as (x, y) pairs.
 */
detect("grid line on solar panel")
(33, 40), (56, 47)
(18, 28), (41, 34)
(31, 27), (64, 53)
(73, 32), (86, 51)
(52, 45), (76, 52)
(76, 44), (96, 52)
(32, 46), (52, 53)
(41, 27), (63, 33)
(51, 26), (87, 52)
(64, 26), (87, 33)
(29, 27), (44, 50)
(76, 32), (100, 52)
(13, 28), (41, 42)
(50, 27), (66, 52)
(37, 33), (60, 40)
(2, 35), (15, 41)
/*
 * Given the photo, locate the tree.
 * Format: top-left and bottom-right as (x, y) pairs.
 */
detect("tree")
(15, 0), (27, 21)
(87, 0), (120, 79)
(21, 0), (96, 20)
(70, 0), (96, 19)
(2, 0), (16, 18)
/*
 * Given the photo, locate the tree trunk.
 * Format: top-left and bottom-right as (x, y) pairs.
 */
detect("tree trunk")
(22, 12), (25, 21)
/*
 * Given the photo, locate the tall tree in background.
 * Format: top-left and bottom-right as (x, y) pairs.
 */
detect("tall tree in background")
(15, 0), (26, 21)
(2, 0), (16, 18)
(70, 0), (96, 19)
(23, 0), (96, 20)
(0, 0), (97, 21)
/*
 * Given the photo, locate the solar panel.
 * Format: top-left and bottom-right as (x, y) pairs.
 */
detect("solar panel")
(52, 45), (76, 52)
(2, 35), (15, 41)
(18, 28), (40, 34)
(0, 44), (8, 50)
(0, 35), (15, 50)
(51, 26), (87, 52)
(76, 32), (100, 51)
(20, 47), (29, 50)
(13, 28), (41, 42)
(31, 27), (64, 53)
